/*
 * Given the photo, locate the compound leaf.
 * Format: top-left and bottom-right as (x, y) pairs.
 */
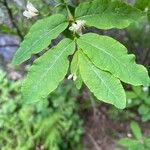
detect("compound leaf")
(12, 14), (69, 65)
(75, 0), (143, 29)
(22, 38), (75, 103)
(77, 33), (150, 86)
(78, 50), (126, 109)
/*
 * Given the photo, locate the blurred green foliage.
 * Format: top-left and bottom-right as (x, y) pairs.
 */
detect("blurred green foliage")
(107, 85), (150, 122)
(118, 121), (150, 150)
(134, 0), (150, 22)
(127, 86), (150, 122)
(0, 69), (83, 150)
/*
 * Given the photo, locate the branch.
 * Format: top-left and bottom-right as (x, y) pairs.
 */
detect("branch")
(0, 44), (19, 47)
(2, 0), (23, 40)
(87, 132), (102, 150)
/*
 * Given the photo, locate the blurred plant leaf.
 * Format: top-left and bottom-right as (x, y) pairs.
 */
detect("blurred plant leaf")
(130, 121), (142, 140)
(118, 138), (140, 147)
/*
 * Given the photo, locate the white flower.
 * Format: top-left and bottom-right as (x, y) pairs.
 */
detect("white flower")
(23, 1), (38, 19)
(73, 74), (77, 81)
(26, 1), (38, 13)
(76, 20), (86, 27)
(67, 74), (73, 80)
(69, 20), (86, 35)
(127, 99), (132, 104)
(69, 23), (78, 32)
(127, 133), (132, 138)
(67, 74), (77, 81)
(142, 86), (149, 92)
(23, 10), (38, 19)
(144, 7), (149, 12)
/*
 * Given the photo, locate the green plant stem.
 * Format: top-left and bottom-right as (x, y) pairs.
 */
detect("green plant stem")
(65, 4), (74, 22)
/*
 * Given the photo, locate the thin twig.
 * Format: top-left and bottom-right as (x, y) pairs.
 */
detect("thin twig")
(2, 0), (23, 40)
(87, 132), (102, 150)
(89, 93), (97, 119)
(0, 44), (19, 47)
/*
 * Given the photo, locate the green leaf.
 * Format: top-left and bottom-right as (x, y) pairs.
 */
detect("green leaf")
(130, 145), (146, 150)
(141, 114), (150, 122)
(148, 7), (150, 22)
(78, 50), (126, 109)
(0, 70), (6, 82)
(75, 71), (83, 89)
(126, 91), (137, 99)
(77, 33), (150, 86)
(71, 51), (83, 89)
(144, 137), (150, 148)
(144, 96), (150, 105)
(130, 121), (142, 140)
(12, 14), (69, 65)
(75, 0), (143, 29)
(71, 51), (79, 76)
(22, 38), (75, 103)
(134, 0), (150, 11)
(132, 86), (142, 95)
(118, 138), (140, 147)
(138, 104), (149, 115)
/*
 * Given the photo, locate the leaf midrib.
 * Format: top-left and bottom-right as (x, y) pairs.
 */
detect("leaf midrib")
(80, 39), (132, 81)
(32, 41), (73, 93)
(81, 40), (123, 65)
(76, 6), (134, 22)
(17, 21), (68, 63)
(86, 57), (120, 103)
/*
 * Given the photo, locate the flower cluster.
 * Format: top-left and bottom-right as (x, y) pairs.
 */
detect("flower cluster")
(69, 20), (86, 35)
(67, 74), (77, 81)
(23, 1), (39, 19)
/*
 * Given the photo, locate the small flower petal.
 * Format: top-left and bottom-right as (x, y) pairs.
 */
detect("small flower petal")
(142, 86), (149, 92)
(27, 1), (38, 13)
(73, 75), (77, 81)
(69, 20), (85, 35)
(69, 26), (74, 31)
(76, 20), (86, 27)
(23, 10), (38, 19)
(67, 74), (73, 80)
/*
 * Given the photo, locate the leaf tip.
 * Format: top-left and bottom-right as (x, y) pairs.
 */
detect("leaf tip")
(115, 102), (126, 110)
